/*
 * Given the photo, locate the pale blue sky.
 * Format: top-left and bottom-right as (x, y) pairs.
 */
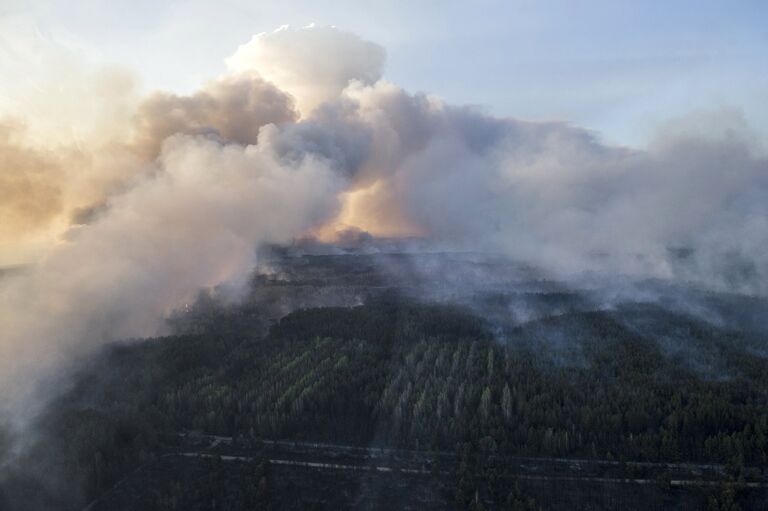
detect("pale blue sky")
(3, 0), (767, 145)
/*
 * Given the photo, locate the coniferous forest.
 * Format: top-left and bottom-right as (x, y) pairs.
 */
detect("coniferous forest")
(1, 251), (766, 510)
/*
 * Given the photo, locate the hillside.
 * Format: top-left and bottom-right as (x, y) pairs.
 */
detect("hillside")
(1, 250), (766, 510)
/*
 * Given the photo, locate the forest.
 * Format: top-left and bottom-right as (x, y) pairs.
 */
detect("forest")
(0, 252), (766, 510)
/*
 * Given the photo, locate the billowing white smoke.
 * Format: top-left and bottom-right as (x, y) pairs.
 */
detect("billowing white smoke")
(278, 77), (768, 294)
(1, 24), (767, 427)
(0, 132), (343, 418)
(227, 24), (386, 116)
(403, 105), (767, 289)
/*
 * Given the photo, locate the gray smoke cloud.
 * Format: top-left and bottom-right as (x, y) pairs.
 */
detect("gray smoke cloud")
(132, 71), (298, 159)
(293, 81), (768, 294)
(1, 23), (767, 432)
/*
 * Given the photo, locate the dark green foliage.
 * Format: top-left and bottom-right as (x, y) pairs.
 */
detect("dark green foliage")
(2, 296), (766, 510)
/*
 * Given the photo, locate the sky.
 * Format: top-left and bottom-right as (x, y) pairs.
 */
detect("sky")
(2, 0), (767, 146)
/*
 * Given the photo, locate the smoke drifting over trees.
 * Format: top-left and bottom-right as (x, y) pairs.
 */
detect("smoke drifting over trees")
(0, 24), (767, 430)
